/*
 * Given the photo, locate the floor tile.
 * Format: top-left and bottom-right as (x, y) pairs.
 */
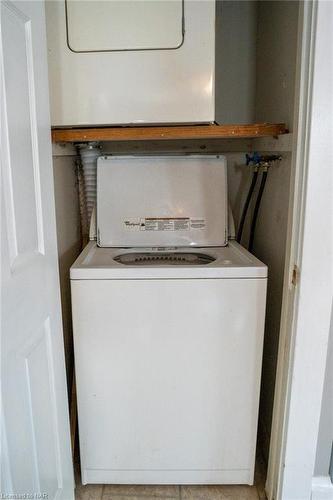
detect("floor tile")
(254, 455), (267, 500)
(180, 485), (259, 500)
(75, 483), (104, 500)
(102, 484), (179, 499)
(256, 487), (266, 500)
(102, 496), (177, 500)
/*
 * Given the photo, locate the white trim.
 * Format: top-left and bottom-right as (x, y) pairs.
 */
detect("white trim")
(1, 405), (13, 492)
(266, 1), (316, 494)
(266, 1), (333, 499)
(312, 477), (333, 500)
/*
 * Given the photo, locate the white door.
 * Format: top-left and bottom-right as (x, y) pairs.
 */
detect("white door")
(1, 1), (74, 498)
(266, 1), (333, 499)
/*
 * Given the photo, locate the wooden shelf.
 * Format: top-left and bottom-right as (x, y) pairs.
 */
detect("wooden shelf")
(51, 123), (287, 143)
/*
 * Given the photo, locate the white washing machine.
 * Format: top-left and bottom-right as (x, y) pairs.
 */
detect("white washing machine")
(71, 155), (267, 485)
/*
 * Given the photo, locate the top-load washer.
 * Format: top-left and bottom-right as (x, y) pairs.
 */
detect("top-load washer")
(70, 155), (267, 485)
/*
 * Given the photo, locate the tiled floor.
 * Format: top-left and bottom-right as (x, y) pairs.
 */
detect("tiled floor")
(75, 459), (267, 500)
(75, 483), (261, 500)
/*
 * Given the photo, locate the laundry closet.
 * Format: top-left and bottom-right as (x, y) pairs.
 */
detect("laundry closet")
(4, 0), (322, 498)
(48, 0), (300, 495)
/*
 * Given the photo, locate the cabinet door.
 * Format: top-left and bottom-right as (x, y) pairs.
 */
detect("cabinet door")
(1, 1), (74, 498)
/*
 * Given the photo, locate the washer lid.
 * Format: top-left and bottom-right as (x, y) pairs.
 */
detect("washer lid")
(70, 241), (267, 280)
(97, 155), (228, 248)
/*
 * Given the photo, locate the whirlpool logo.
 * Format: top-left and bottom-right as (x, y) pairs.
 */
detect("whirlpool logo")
(124, 218), (145, 230)
(124, 220), (143, 227)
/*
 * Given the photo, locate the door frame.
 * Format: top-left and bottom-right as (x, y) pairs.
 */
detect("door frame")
(266, 1), (333, 499)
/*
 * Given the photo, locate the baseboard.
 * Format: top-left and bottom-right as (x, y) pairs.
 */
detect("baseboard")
(82, 468), (253, 485)
(312, 476), (333, 500)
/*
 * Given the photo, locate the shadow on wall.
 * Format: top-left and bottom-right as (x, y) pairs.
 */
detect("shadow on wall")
(227, 153), (292, 462)
(253, 155), (291, 461)
(53, 155), (82, 397)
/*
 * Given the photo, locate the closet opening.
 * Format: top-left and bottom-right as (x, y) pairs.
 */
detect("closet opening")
(50, 1), (301, 498)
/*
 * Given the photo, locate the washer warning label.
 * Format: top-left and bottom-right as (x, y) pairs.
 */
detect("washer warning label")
(124, 217), (206, 231)
(144, 218), (190, 232)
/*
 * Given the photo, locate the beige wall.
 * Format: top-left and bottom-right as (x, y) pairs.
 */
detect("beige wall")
(215, 0), (257, 124)
(251, 155), (292, 459)
(53, 155), (81, 392)
(255, 1), (299, 130)
(225, 145), (294, 462)
(253, 0), (299, 461)
(226, 3), (299, 462)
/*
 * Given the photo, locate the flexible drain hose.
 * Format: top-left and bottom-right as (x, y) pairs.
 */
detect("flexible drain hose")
(77, 142), (101, 242)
